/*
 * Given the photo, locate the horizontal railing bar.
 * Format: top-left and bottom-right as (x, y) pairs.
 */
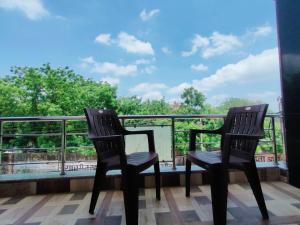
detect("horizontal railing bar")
(177, 142), (218, 145)
(0, 113), (280, 122)
(2, 133), (62, 137)
(124, 124), (171, 127)
(1, 161), (60, 166)
(176, 139), (274, 145)
(0, 146), (95, 152)
(1, 159), (173, 166)
(0, 148), (58, 151)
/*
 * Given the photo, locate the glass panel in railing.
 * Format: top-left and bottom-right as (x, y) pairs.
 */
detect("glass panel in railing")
(63, 120), (97, 173)
(0, 121), (61, 175)
(125, 125), (172, 164)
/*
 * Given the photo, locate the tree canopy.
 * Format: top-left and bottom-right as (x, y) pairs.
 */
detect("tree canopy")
(0, 64), (117, 116)
(0, 64), (281, 167)
(0, 64), (268, 117)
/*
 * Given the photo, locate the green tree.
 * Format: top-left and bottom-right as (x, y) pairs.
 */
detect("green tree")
(140, 99), (171, 115)
(179, 87), (206, 114)
(217, 97), (262, 114)
(3, 64), (118, 116)
(117, 96), (142, 115)
(0, 64), (118, 154)
(0, 79), (26, 116)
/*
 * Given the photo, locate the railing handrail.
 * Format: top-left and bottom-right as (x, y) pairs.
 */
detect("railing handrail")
(0, 113), (281, 122)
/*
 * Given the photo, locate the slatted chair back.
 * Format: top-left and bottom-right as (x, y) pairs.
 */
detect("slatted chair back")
(221, 104), (268, 163)
(84, 108), (126, 162)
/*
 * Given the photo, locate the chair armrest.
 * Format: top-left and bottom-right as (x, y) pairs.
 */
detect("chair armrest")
(89, 135), (123, 142)
(125, 129), (156, 152)
(189, 127), (223, 151)
(124, 130), (153, 135)
(224, 133), (264, 140)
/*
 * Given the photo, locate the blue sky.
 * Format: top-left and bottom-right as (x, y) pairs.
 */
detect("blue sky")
(0, 0), (281, 110)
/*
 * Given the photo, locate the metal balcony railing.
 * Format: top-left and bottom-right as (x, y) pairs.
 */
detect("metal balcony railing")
(0, 114), (285, 176)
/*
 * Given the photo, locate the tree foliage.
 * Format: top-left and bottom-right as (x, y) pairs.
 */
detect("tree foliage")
(216, 97), (262, 114)
(0, 64), (117, 116)
(0, 64), (281, 159)
(180, 87), (206, 113)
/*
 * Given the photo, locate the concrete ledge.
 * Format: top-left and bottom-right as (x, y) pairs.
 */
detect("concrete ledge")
(0, 163), (282, 197)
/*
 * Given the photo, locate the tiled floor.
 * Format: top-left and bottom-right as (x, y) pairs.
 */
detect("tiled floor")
(0, 182), (300, 225)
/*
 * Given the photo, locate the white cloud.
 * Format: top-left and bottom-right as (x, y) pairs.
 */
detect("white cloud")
(162, 47), (172, 54)
(80, 57), (137, 76)
(93, 32), (155, 55)
(247, 91), (277, 100)
(92, 62), (137, 76)
(79, 56), (95, 68)
(167, 97), (182, 105)
(182, 25), (272, 58)
(207, 94), (229, 106)
(95, 33), (112, 45)
(140, 9), (160, 21)
(100, 77), (120, 86)
(135, 59), (157, 74)
(135, 59), (151, 65)
(142, 65), (157, 75)
(117, 32), (155, 55)
(142, 91), (163, 101)
(129, 82), (167, 93)
(80, 56), (157, 76)
(191, 64), (208, 72)
(168, 82), (191, 94)
(0, 0), (49, 20)
(194, 48), (279, 91)
(172, 48), (279, 93)
(202, 32), (241, 58)
(182, 34), (209, 57)
(81, 56), (95, 64)
(247, 91), (279, 110)
(247, 25), (272, 38)
(182, 31), (242, 58)
(195, 48), (279, 91)
(129, 82), (167, 101)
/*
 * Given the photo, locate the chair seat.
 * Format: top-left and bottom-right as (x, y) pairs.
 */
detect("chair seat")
(127, 152), (158, 167)
(103, 152), (158, 172)
(187, 151), (248, 169)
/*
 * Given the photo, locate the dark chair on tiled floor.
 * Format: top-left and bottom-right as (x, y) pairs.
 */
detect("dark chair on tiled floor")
(185, 104), (269, 225)
(84, 108), (160, 225)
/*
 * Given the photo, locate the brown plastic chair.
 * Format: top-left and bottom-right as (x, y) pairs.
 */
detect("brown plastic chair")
(84, 108), (160, 225)
(185, 104), (269, 225)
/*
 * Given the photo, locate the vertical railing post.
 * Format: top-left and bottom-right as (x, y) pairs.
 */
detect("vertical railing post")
(199, 118), (203, 151)
(271, 116), (278, 165)
(60, 119), (66, 175)
(121, 118), (125, 127)
(171, 117), (176, 169)
(279, 114), (286, 161)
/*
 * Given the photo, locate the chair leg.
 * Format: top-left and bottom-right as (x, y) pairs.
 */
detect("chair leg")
(244, 161), (269, 220)
(210, 166), (228, 225)
(154, 161), (161, 200)
(89, 165), (106, 214)
(185, 159), (191, 197)
(123, 170), (139, 225)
